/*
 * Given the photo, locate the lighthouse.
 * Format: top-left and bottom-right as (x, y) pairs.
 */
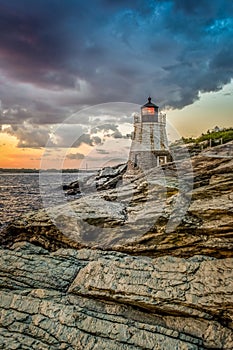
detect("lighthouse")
(127, 97), (171, 172)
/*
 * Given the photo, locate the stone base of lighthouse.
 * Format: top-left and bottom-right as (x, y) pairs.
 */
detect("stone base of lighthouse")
(127, 150), (172, 173)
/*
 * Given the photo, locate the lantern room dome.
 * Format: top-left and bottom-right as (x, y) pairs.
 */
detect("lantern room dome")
(142, 97), (159, 109)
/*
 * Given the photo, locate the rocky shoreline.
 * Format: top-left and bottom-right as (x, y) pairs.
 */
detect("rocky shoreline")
(0, 142), (233, 349)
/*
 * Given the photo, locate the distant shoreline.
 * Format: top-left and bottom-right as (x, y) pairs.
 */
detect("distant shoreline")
(0, 168), (97, 174)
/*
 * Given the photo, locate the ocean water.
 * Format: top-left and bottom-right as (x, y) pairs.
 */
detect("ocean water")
(0, 172), (91, 226)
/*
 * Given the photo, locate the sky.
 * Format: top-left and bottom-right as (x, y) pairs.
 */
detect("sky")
(0, 0), (232, 168)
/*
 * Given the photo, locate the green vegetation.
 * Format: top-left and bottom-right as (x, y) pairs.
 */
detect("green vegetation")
(171, 127), (233, 158)
(197, 128), (233, 144)
(181, 127), (233, 145)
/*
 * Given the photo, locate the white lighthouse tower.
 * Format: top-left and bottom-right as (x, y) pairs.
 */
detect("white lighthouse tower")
(127, 97), (171, 172)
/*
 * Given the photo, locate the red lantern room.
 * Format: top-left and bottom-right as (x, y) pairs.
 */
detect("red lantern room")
(141, 97), (159, 122)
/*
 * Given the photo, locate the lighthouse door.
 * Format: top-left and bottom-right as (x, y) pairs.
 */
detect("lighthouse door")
(134, 155), (138, 168)
(157, 156), (167, 166)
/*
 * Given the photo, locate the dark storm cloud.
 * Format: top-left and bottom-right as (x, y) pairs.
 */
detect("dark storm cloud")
(66, 152), (85, 160)
(0, 0), (92, 88)
(0, 0), (232, 131)
(3, 122), (102, 149)
(4, 124), (54, 148)
(73, 133), (102, 148)
(91, 124), (119, 133)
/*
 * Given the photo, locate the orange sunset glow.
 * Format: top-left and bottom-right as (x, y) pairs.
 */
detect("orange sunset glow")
(0, 134), (42, 169)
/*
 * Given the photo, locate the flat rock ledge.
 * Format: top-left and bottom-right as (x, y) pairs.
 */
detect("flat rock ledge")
(0, 241), (233, 350)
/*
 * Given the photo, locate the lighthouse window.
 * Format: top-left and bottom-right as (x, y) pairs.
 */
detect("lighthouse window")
(142, 107), (155, 115)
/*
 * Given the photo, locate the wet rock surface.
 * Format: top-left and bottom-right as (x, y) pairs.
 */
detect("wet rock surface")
(63, 163), (128, 195)
(0, 142), (233, 349)
(0, 242), (233, 349)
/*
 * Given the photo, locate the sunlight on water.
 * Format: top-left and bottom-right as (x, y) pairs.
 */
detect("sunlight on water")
(0, 173), (89, 225)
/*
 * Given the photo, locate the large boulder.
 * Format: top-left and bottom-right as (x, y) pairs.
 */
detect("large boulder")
(63, 163), (128, 195)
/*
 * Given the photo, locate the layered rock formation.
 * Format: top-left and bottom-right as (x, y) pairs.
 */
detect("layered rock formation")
(0, 141), (233, 349)
(1, 242), (233, 349)
(63, 163), (128, 195)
